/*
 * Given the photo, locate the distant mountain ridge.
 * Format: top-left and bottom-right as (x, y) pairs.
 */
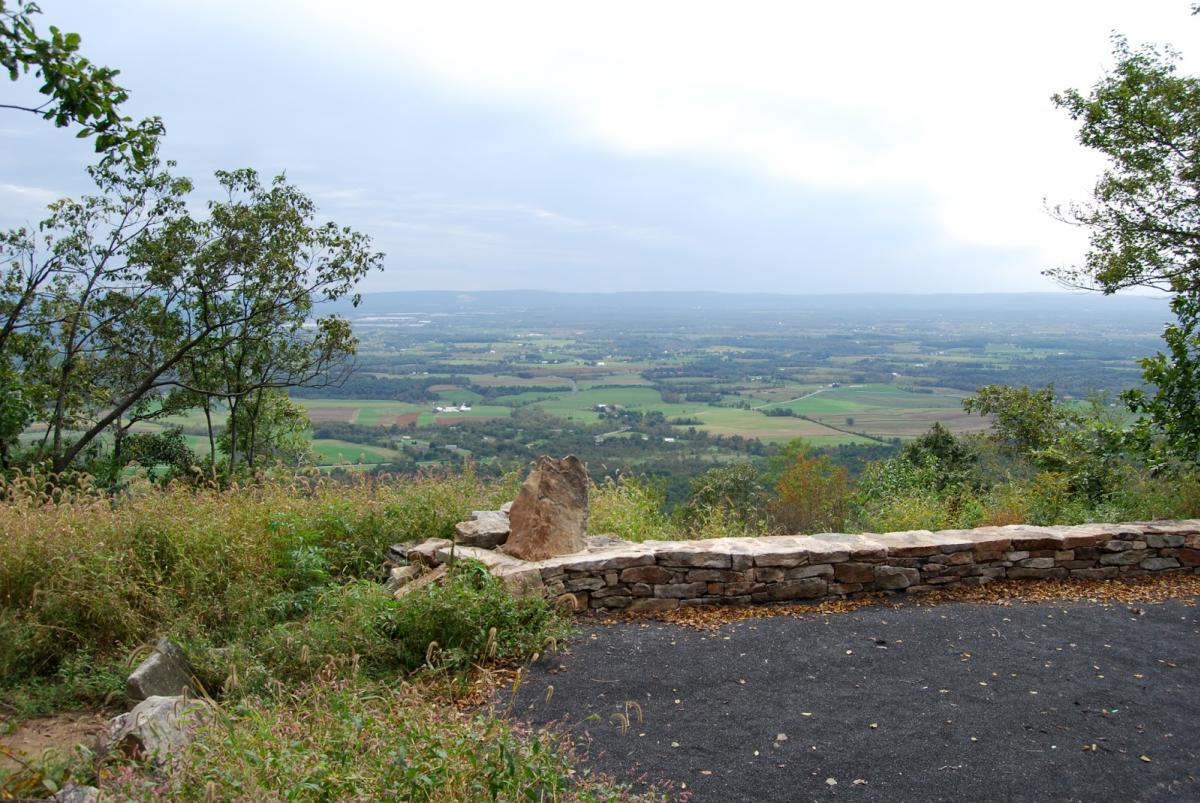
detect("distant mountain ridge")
(323, 290), (1171, 327)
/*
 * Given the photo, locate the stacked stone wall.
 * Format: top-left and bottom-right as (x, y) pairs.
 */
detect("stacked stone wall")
(438, 521), (1200, 613)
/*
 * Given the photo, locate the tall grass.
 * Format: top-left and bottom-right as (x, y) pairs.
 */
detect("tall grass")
(0, 470), (519, 711)
(99, 674), (639, 802)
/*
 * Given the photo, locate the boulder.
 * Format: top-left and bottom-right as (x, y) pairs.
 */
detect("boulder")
(502, 456), (590, 561)
(126, 638), (200, 704)
(454, 511), (511, 549)
(404, 538), (453, 567)
(101, 695), (211, 768)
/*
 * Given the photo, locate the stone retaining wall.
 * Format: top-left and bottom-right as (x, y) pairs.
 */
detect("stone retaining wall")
(438, 521), (1200, 613)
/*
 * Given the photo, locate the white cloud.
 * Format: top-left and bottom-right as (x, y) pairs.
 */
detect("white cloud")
(210, 0), (1198, 282)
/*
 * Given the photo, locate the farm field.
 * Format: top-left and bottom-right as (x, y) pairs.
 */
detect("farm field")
(23, 293), (1164, 481)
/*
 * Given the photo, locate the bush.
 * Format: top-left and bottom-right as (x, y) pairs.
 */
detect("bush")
(589, 476), (673, 542)
(261, 562), (568, 682)
(770, 452), (851, 534)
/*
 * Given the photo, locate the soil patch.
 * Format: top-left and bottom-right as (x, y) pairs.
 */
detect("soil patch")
(1, 711), (108, 770)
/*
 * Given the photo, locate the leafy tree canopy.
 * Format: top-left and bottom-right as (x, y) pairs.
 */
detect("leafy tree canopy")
(1, 1), (161, 161)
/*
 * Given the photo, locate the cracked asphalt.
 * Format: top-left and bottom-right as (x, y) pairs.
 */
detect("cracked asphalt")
(508, 598), (1200, 802)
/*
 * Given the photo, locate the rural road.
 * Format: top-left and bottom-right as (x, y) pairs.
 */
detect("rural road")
(508, 597), (1200, 802)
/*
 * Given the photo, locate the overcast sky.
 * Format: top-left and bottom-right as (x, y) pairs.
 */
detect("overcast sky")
(3, 1), (1198, 294)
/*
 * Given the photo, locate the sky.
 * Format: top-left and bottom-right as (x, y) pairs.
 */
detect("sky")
(2, 1), (1198, 295)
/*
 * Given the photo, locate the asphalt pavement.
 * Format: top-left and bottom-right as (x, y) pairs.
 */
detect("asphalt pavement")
(508, 598), (1200, 802)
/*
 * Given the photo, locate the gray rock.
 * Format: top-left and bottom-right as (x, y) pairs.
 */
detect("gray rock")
(874, 565), (921, 590)
(1140, 557), (1180, 571)
(586, 533), (628, 548)
(101, 695), (211, 768)
(454, 510), (511, 549)
(126, 638), (199, 704)
(52, 783), (101, 803)
(502, 455), (590, 561)
(1100, 550), (1148, 566)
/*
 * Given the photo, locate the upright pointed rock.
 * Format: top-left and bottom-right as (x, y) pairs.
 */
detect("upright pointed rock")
(502, 455), (589, 561)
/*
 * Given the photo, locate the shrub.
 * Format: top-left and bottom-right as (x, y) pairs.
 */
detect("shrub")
(261, 562), (568, 682)
(770, 452), (851, 534)
(589, 476), (673, 542)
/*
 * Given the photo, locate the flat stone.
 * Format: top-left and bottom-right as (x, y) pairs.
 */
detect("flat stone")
(1140, 557), (1181, 571)
(1179, 547), (1200, 567)
(564, 576), (605, 591)
(386, 564), (420, 591)
(868, 530), (940, 557)
(654, 582), (709, 599)
(629, 597), (680, 612)
(1100, 550), (1148, 566)
(454, 510), (511, 549)
(765, 578), (827, 601)
(1071, 567), (1119, 579)
(1140, 520), (1200, 535)
(834, 563), (876, 584)
(1004, 526), (1066, 551)
(786, 564), (834, 580)
(621, 565), (673, 584)
(656, 547), (733, 569)
(52, 783), (101, 803)
(688, 568), (740, 582)
(393, 565), (449, 598)
(539, 547), (656, 573)
(126, 638), (199, 704)
(874, 565), (920, 590)
(1007, 567), (1068, 579)
(405, 538), (453, 567)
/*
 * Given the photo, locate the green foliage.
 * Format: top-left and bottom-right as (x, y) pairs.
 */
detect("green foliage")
(675, 463), (767, 534)
(1125, 293), (1200, 466)
(1052, 28), (1200, 466)
(0, 158), (383, 477)
(0, 1), (161, 161)
(900, 422), (979, 491)
(964, 385), (1126, 502)
(97, 677), (636, 802)
(0, 473), (510, 712)
(588, 475), (673, 542)
(257, 561), (566, 683)
(218, 389), (313, 472)
(1050, 35), (1200, 295)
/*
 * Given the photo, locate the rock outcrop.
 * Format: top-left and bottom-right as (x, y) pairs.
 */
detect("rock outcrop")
(502, 455), (589, 561)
